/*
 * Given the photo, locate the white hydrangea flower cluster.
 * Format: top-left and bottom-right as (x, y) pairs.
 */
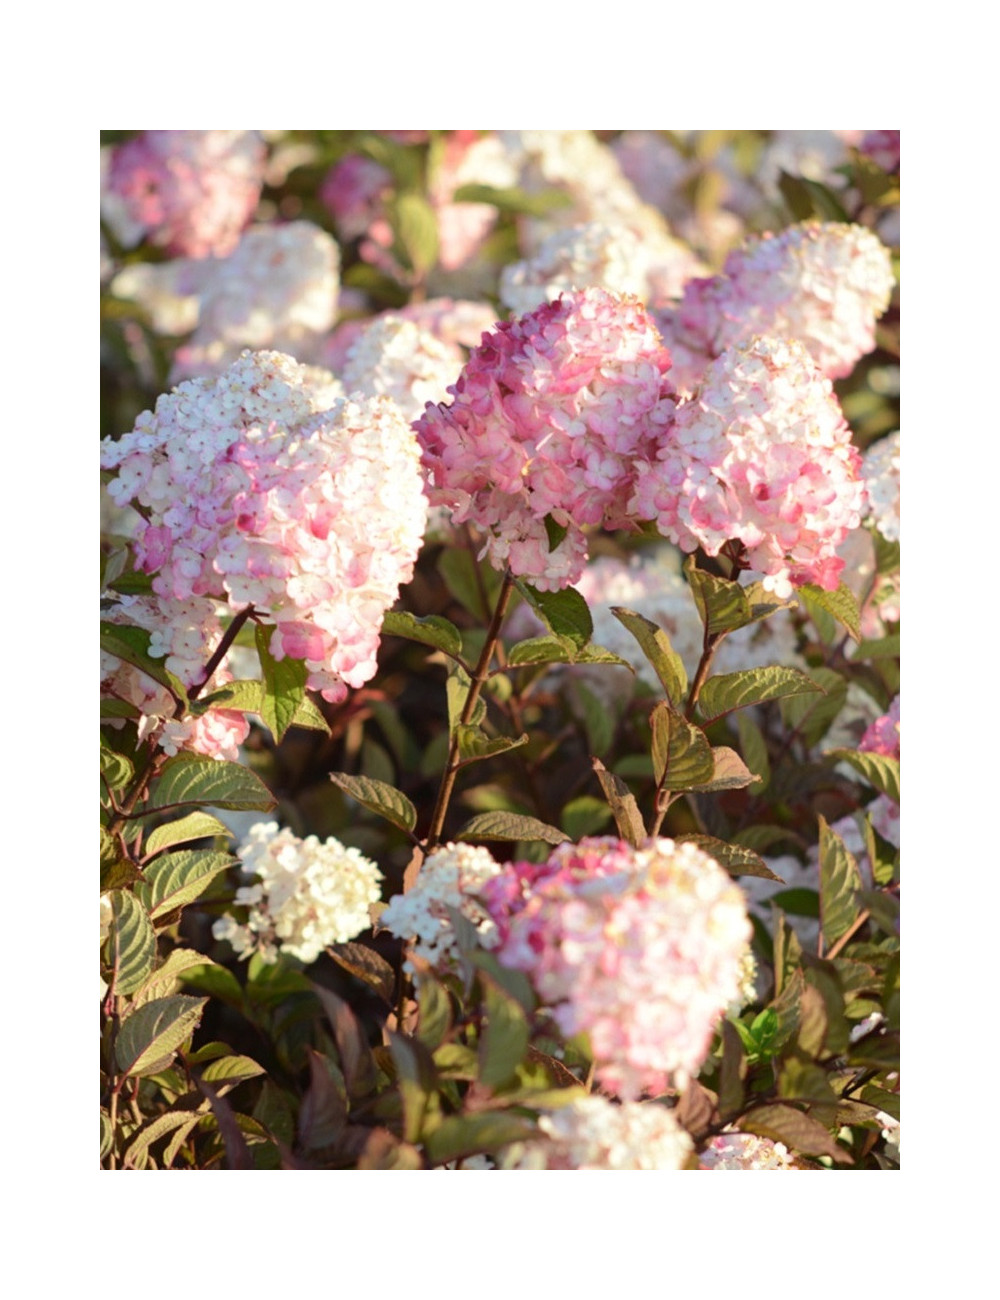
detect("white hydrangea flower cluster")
(502, 1097), (693, 1170)
(698, 1131), (798, 1169)
(101, 350), (428, 704)
(861, 431), (900, 542)
(499, 221), (654, 315)
(171, 222), (341, 382)
(497, 130), (703, 301)
(340, 314), (465, 421)
(378, 843), (504, 974)
(212, 822), (383, 964)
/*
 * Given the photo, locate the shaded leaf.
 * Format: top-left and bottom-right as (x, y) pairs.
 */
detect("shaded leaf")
(416, 976), (453, 1052)
(312, 984), (377, 1099)
(123, 1111), (202, 1170)
(560, 795), (613, 841)
(388, 1032), (436, 1144)
(395, 191), (439, 276)
(329, 772), (417, 834)
(194, 1075), (254, 1169)
(450, 182), (573, 217)
(446, 660), (487, 733)
(741, 1103), (851, 1163)
(457, 811), (569, 846)
(134, 949), (221, 1007)
(298, 1049), (348, 1150)
(736, 712), (770, 792)
(718, 1020), (746, 1121)
(692, 746), (757, 791)
(178, 962), (244, 1007)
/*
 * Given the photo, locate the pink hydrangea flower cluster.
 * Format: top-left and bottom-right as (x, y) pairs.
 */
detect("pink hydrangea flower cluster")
(859, 131), (901, 174)
(499, 221), (655, 316)
(480, 836), (752, 1099)
(108, 131), (266, 259)
(414, 288), (677, 590)
(630, 336), (867, 598)
(101, 350), (428, 703)
(861, 431), (901, 542)
(655, 221), (894, 393)
(340, 314), (466, 421)
(859, 695), (900, 846)
(503, 1096), (693, 1169)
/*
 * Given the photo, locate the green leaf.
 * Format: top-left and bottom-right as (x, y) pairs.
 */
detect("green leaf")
(826, 749), (900, 804)
(450, 181), (573, 217)
(478, 974), (530, 1089)
(516, 582), (593, 650)
(456, 726), (529, 765)
(136, 849), (235, 921)
(779, 667), (848, 747)
(777, 1057), (838, 1126)
(329, 771), (417, 834)
(381, 609), (464, 659)
(466, 950), (536, 1013)
(446, 660), (487, 733)
(818, 816), (863, 949)
(457, 811), (569, 846)
(677, 835), (781, 880)
(100, 738), (134, 793)
(200, 1054), (266, 1094)
(191, 679), (264, 715)
(423, 1112), (539, 1166)
(609, 606), (687, 706)
(543, 513), (569, 552)
(560, 796), (613, 841)
(650, 702), (714, 789)
(394, 191), (439, 276)
(388, 1033), (436, 1144)
(507, 633), (575, 667)
(100, 621), (189, 710)
(123, 1111), (203, 1170)
(856, 888), (900, 937)
(684, 558), (752, 634)
(254, 624), (308, 744)
(697, 666), (824, 724)
(778, 170), (851, 223)
(144, 812), (232, 855)
(798, 582), (861, 642)
(289, 695), (331, 734)
(736, 712), (770, 792)
(718, 1021), (746, 1121)
(438, 547), (500, 621)
(416, 976), (453, 1052)
(855, 632), (901, 662)
(741, 582), (798, 624)
(148, 755), (276, 813)
(312, 984), (378, 1099)
(100, 1109), (114, 1160)
(116, 995), (208, 1077)
(101, 698), (140, 720)
(872, 532), (901, 577)
(108, 891), (156, 996)
(591, 758), (646, 848)
(178, 962), (244, 1007)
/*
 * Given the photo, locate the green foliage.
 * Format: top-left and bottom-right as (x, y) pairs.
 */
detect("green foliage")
(456, 811), (570, 846)
(609, 606), (687, 706)
(255, 624), (308, 743)
(697, 666), (824, 724)
(328, 772), (417, 834)
(148, 755), (276, 813)
(650, 703), (714, 789)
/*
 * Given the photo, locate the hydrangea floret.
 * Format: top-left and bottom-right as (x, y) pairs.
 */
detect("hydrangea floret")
(631, 335), (867, 598)
(101, 349), (428, 703)
(861, 431), (900, 542)
(480, 836), (752, 1099)
(414, 288), (677, 590)
(212, 822), (383, 964)
(698, 1131), (798, 1170)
